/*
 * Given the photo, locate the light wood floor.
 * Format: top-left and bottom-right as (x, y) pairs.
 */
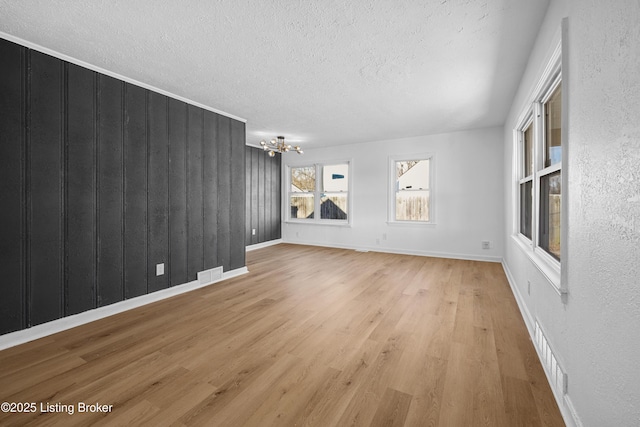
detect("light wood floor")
(0, 244), (564, 426)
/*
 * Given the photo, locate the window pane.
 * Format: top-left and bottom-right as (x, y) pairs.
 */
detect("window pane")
(291, 166), (315, 192)
(396, 159), (429, 190)
(520, 181), (532, 239)
(322, 164), (348, 192)
(395, 190), (429, 221)
(545, 83), (562, 167)
(539, 171), (561, 260)
(290, 194), (314, 219)
(320, 193), (348, 220)
(524, 124), (533, 177)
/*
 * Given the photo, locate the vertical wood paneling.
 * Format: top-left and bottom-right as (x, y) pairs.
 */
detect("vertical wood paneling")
(257, 152), (266, 243)
(265, 155), (274, 241)
(245, 146), (252, 245)
(187, 106), (204, 279)
(147, 91), (169, 292)
(168, 98), (187, 286)
(66, 64), (96, 315)
(274, 158), (282, 238)
(250, 148), (259, 245)
(0, 40), (26, 333)
(123, 83), (147, 299)
(29, 51), (64, 326)
(244, 146), (282, 247)
(97, 75), (124, 307)
(0, 38), (247, 335)
(217, 115), (232, 271)
(203, 111), (218, 270)
(230, 119), (246, 270)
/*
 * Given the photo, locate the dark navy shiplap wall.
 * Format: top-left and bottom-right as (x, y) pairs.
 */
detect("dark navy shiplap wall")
(0, 38), (246, 335)
(245, 146), (281, 246)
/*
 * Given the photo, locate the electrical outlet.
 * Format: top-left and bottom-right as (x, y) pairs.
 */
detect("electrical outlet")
(252, 228), (256, 236)
(156, 263), (164, 276)
(528, 280), (531, 295)
(382, 233), (387, 240)
(481, 240), (491, 250)
(296, 231), (300, 238)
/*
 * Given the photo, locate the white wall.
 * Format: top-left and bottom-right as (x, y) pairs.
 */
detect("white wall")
(282, 127), (504, 262)
(503, 0), (640, 425)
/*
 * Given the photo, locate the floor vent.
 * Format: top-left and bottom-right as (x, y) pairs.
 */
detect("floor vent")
(197, 266), (223, 285)
(535, 321), (567, 396)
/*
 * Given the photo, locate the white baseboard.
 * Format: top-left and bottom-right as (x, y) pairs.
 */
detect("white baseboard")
(0, 266), (249, 351)
(501, 259), (582, 427)
(501, 260), (535, 336)
(563, 395), (584, 427)
(246, 239), (282, 252)
(283, 239), (502, 263)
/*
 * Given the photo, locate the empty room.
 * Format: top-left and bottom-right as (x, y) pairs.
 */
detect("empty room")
(1, 1), (639, 426)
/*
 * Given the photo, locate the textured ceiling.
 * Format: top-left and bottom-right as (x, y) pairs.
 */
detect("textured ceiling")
(0, 0), (549, 148)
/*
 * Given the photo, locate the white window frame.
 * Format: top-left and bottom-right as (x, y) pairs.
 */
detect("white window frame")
(387, 154), (435, 226)
(513, 35), (567, 295)
(285, 160), (351, 226)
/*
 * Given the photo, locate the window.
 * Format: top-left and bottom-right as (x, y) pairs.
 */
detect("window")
(290, 166), (316, 219)
(389, 156), (433, 223)
(519, 121), (534, 239)
(288, 162), (350, 224)
(515, 46), (563, 280)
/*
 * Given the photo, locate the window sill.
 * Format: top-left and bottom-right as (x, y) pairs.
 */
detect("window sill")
(511, 234), (563, 296)
(386, 221), (436, 228)
(285, 220), (351, 227)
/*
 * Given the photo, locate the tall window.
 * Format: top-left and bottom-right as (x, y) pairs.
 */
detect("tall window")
(517, 66), (562, 264)
(540, 83), (562, 260)
(520, 122), (534, 240)
(389, 156), (433, 223)
(288, 162), (350, 223)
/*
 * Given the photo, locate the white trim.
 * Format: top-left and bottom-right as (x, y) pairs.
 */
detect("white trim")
(246, 239), (283, 251)
(511, 234), (562, 293)
(559, 17), (570, 295)
(284, 220), (351, 227)
(0, 266), (249, 351)
(388, 154), (435, 225)
(564, 395), (584, 427)
(511, 25), (564, 297)
(222, 266), (249, 280)
(501, 260), (535, 334)
(285, 160), (352, 225)
(282, 240), (502, 263)
(502, 259), (580, 427)
(514, 37), (562, 127)
(0, 32), (246, 123)
(385, 221), (437, 228)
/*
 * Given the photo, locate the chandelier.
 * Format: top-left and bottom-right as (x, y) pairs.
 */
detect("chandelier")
(259, 136), (303, 157)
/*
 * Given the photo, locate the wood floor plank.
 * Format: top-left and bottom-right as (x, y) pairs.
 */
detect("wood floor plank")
(402, 355), (448, 427)
(369, 387), (413, 427)
(0, 244), (564, 426)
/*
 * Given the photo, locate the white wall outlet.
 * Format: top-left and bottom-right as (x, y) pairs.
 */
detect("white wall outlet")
(252, 228), (256, 236)
(481, 240), (491, 249)
(156, 263), (164, 276)
(296, 231), (300, 237)
(382, 233), (387, 240)
(527, 280), (531, 295)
